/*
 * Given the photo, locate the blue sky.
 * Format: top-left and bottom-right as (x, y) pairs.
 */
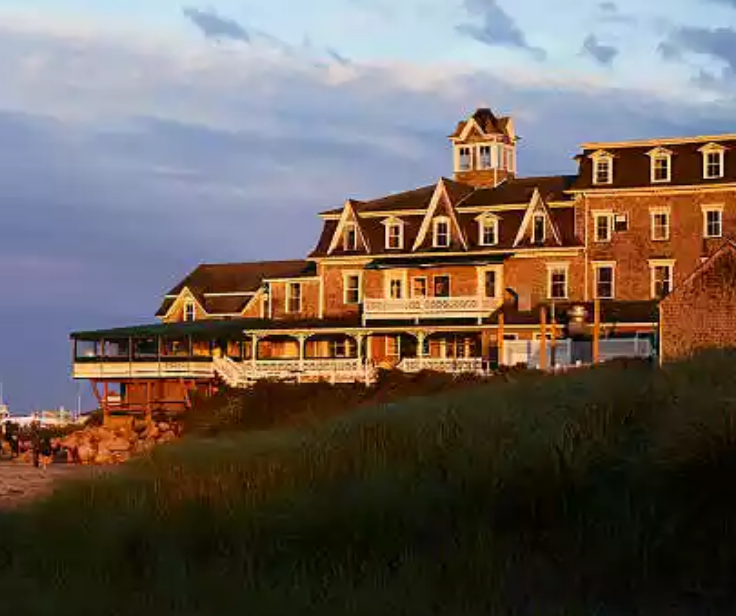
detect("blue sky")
(0, 0), (735, 411)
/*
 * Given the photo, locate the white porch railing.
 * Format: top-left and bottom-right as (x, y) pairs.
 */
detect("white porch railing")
(599, 338), (652, 362)
(213, 356), (367, 386)
(397, 357), (485, 374)
(73, 361), (215, 380)
(503, 340), (573, 370)
(363, 296), (500, 320)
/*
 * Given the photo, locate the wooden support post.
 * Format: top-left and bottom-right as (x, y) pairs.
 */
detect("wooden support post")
(102, 381), (110, 425)
(539, 307), (548, 372)
(550, 306), (557, 370)
(593, 298), (601, 364)
(497, 313), (505, 367)
(145, 380), (152, 426)
(251, 334), (259, 372)
(417, 331), (426, 371)
(298, 335), (306, 372)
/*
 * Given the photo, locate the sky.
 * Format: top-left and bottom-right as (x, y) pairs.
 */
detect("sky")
(0, 0), (735, 412)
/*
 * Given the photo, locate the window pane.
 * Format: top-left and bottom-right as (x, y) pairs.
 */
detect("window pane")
(550, 269), (567, 299)
(482, 220), (497, 245)
(413, 278), (427, 297)
(533, 215), (545, 243)
(434, 276), (451, 298)
(596, 266), (614, 299)
(484, 271), (497, 298)
(595, 216), (611, 241)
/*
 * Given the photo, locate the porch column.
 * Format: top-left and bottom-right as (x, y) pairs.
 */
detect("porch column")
(298, 334), (307, 372)
(416, 331), (427, 371)
(593, 299), (601, 364)
(497, 313), (505, 367)
(251, 334), (259, 372)
(539, 307), (548, 371)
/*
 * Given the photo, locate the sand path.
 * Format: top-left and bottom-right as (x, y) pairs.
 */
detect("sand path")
(0, 463), (93, 510)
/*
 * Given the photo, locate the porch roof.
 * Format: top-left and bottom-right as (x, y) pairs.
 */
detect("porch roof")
(71, 317), (364, 341)
(365, 254), (509, 270)
(490, 300), (659, 326)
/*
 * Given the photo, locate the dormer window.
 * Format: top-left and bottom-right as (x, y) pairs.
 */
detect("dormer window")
(384, 218), (404, 250)
(433, 217), (451, 248)
(457, 146), (472, 171)
(591, 152), (613, 185)
(700, 143), (726, 179)
(477, 214), (499, 246)
(343, 222), (358, 251)
(532, 213), (546, 244)
(648, 148), (672, 183)
(478, 145), (493, 169)
(184, 300), (196, 322)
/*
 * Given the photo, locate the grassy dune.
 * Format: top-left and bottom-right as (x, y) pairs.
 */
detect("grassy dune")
(3, 353), (736, 614)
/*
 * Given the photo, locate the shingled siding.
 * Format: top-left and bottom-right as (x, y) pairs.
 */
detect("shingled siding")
(267, 280), (320, 321)
(503, 254), (586, 307)
(660, 245), (736, 362)
(583, 190), (736, 301)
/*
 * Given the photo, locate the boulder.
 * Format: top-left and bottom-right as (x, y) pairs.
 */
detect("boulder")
(107, 437), (131, 453)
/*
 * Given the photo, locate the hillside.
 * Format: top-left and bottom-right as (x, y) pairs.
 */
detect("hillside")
(2, 353), (736, 615)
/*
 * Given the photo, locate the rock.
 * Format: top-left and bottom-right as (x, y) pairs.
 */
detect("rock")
(107, 437), (131, 453)
(77, 444), (95, 464)
(158, 431), (177, 443)
(158, 422), (170, 432)
(132, 419), (148, 433)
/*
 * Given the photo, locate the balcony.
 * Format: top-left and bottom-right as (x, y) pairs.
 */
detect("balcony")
(72, 359), (215, 380)
(363, 296), (500, 322)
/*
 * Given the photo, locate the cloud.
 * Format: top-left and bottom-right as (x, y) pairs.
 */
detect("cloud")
(457, 0), (546, 60)
(182, 7), (249, 43)
(0, 15), (734, 410)
(597, 1), (637, 24)
(659, 26), (736, 83)
(581, 35), (619, 66)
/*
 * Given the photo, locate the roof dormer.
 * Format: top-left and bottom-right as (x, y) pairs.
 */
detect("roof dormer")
(589, 150), (614, 186)
(647, 146), (673, 184)
(381, 216), (405, 250)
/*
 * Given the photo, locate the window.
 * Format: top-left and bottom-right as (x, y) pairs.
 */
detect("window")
(703, 207), (723, 238)
(458, 146), (472, 171)
(650, 210), (670, 241)
(385, 220), (403, 250)
(479, 145), (493, 169)
(614, 214), (629, 232)
(433, 217), (451, 248)
(286, 283), (302, 313)
(433, 275), (451, 298)
(702, 147), (725, 179)
(344, 274), (361, 305)
(332, 339), (355, 358)
(388, 275), (404, 299)
(547, 265), (568, 300)
(650, 262), (674, 298)
(649, 148), (672, 183)
(412, 277), (428, 298)
(594, 264), (615, 300)
(479, 216), (499, 246)
(184, 301), (196, 322)
(594, 213), (613, 242)
(532, 213), (546, 244)
(484, 270), (498, 299)
(593, 156), (613, 185)
(343, 222), (358, 251)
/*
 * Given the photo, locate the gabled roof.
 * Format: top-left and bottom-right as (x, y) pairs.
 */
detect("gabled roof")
(512, 189), (562, 247)
(156, 260), (314, 317)
(449, 108), (514, 141)
(459, 175), (576, 208)
(661, 240), (736, 305)
(319, 183), (437, 216)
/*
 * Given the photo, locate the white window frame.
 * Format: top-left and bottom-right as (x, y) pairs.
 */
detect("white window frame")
(532, 213), (546, 244)
(592, 154), (614, 185)
(433, 274), (452, 298)
(343, 272), (362, 305)
(650, 207), (671, 241)
(701, 144), (725, 179)
(432, 216), (451, 248)
(384, 271), (408, 300)
(183, 300), (196, 322)
(286, 282), (302, 314)
(478, 144), (493, 170)
(593, 211), (613, 243)
(479, 265), (504, 300)
(546, 263), (569, 300)
(456, 146), (473, 172)
(384, 219), (404, 250)
(478, 215), (499, 246)
(343, 222), (358, 251)
(648, 259), (675, 299)
(592, 261), (616, 300)
(702, 205), (724, 239)
(650, 152), (672, 184)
